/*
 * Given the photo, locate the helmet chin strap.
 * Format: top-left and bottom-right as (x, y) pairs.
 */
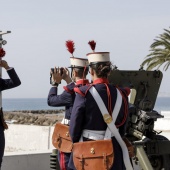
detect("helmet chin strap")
(71, 68), (76, 82)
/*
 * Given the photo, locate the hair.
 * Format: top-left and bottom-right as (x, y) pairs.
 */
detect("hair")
(72, 67), (89, 78)
(90, 62), (111, 78)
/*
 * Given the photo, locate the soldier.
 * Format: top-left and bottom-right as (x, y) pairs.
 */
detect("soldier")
(47, 41), (89, 170)
(0, 59), (21, 169)
(69, 41), (133, 170)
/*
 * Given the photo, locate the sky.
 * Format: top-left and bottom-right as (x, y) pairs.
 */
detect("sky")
(1, 0), (170, 98)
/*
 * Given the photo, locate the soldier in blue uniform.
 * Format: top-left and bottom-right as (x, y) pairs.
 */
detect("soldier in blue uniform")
(47, 41), (89, 170)
(0, 60), (21, 169)
(69, 41), (132, 170)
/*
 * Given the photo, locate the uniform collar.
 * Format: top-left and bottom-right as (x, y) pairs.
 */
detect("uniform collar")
(76, 79), (89, 85)
(93, 78), (109, 84)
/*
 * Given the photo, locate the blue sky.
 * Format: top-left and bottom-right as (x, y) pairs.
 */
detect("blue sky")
(1, 0), (170, 98)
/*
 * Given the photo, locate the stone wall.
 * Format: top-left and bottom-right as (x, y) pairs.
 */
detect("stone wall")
(4, 110), (64, 126)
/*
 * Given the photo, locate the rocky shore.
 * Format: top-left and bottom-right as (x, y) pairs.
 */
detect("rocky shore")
(4, 110), (65, 126)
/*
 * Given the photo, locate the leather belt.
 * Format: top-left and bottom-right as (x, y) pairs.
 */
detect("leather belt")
(82, 129), (115, 140)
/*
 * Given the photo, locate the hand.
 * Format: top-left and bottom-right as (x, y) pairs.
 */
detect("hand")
(62, 67), (72, 84)
(0, 60), (10, 70)
(51, 67), (62, 84)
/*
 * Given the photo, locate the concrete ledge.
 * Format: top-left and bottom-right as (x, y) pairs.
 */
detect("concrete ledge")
(2, 151), (52, 170)
(4, 124), (55, 152)
(4, 120), (170, 153)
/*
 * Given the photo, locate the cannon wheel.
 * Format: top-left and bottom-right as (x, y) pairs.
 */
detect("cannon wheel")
(143, 135), (170, 170)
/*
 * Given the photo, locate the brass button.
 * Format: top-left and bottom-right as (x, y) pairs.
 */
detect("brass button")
(103, 113), (112, 124)
(66, 132), (69, 137)
(90, 148), (95, 154)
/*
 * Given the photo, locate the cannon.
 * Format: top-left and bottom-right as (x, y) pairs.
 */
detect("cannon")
(108, 66), (170, 170)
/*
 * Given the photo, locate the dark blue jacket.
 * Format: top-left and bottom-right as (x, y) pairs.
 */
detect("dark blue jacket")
(47, 79), (90, 120)
(0, 68), (21, 92)
(0, 68), (21, 168)
(69, 79), (129, 170)
(47, 82), (76, 120)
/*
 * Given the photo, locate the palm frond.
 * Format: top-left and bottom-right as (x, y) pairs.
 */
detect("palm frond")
(157, 63), (164, 70)
(164, 28), (170, 35)
(145, 59), (166, 70)
(146, 62), (161, 70)
(150, 40), (165, 48)
(147, 51), (168, 57)
(146, 54), (168, 61)
(163, 61), (170, 71)
(159, 38), (170, 48)
(141, 27), (170, 71)
(161, 33), (170, 41)
(141, 58), (152, 66)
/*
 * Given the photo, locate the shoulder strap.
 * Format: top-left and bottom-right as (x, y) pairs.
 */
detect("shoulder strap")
(89, 86), (121, 122)
(89, 86), (133, 170)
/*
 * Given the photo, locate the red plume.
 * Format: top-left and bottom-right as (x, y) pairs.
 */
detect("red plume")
(88, 40), (96, 52)
(66, 40), (75, 56)
(0, 48), (6, 58)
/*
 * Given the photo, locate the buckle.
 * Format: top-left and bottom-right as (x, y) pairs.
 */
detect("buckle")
(103, 114), (112, 124)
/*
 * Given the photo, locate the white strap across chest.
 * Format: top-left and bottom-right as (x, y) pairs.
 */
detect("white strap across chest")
(89, 86), (133, 170)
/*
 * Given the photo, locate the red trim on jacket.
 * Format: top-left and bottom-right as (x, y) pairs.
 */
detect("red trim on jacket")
(124, 87), (131, 96)
(59, 151), (66, 170)
(63, 86), (74, 94)
(116, 87), (128, 127)
(74, 87), (85, 97)
(93, 78), (109, 84)
(76, 79), (89, 85)
(85, 85), (93, 96)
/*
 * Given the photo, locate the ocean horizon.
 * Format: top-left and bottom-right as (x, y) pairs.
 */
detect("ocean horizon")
(1, 97), (170, 112)
(2, 98), (64, 111)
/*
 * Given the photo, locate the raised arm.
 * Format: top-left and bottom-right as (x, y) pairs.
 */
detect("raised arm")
(0, 60), (21, 91)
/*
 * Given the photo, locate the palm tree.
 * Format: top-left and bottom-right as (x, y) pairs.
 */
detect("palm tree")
(141, 28), (170, 71)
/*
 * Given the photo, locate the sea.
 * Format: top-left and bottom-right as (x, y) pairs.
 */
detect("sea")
(1, 97), (170, 113)
(2, 98), (64, 111)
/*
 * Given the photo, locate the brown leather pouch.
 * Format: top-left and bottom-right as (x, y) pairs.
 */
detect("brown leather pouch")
(73, 140), (114, 170)
(52, 123), (73, 153)
(0, 108), (8, 130)
(123, 137), (135, 157)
